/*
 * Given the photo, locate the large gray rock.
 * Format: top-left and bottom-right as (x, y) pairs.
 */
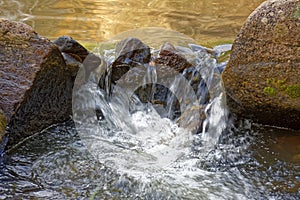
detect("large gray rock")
(222, 0), (300, 129)
(0, 19), (76, 148)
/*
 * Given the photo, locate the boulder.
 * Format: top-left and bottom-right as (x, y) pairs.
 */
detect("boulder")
(0, 19), (76, 148)
(222, 0), (300, 129)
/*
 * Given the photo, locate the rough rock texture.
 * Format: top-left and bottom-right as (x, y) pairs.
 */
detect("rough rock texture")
(222, 0), (300, 129)
(0, 19), (75, 148)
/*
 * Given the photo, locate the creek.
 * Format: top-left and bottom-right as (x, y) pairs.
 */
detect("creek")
(0, 0), (299, 199)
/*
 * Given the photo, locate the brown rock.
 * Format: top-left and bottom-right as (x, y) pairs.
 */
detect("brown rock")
(111, 37), (151, 82)
(53, 35), (89, 62)
(154, 42), (192, 73)
(222, 0), (300, 129)
(0, 19), (75, 148)
(99, 37), (151, 93)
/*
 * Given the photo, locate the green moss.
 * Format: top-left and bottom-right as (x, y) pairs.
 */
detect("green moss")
(276, 79), (287, 91)
(265, 78), (287, 92)
(265, 77), (300, 99)
(264, 87), (276, 96)
(285, 84), (300, 98)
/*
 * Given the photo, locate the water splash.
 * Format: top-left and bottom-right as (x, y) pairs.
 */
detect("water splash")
(72, 38), (232, 185)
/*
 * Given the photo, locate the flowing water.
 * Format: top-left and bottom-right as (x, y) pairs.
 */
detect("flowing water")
(0, 0), (300, 199)
(1, 34), (299, 199)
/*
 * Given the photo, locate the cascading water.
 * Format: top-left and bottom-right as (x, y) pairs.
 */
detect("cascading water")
(1, 31), (299, 200)
(71, 39), (262, 199)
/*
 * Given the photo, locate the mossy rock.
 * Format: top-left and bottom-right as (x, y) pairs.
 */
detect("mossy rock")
(222, 0), (300, 130)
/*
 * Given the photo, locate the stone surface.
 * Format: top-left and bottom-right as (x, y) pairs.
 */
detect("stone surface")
(99, 37), (151, 93)
(53, 36), (89, 62)
(111, 37), (151, 83)
(0, 109), (6, 144)
(0, 19), (75, 148)
(222, 0), (300, 129)
(153, 42), (192, 73)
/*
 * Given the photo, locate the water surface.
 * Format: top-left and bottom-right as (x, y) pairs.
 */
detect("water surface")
(1, 0), (265, 43)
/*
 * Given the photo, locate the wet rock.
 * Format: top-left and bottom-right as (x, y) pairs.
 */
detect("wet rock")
(82, 53), (102, 82)
(54, 36), (102, 82)
(54, 36), (102, 88)
(134, 83), (181, 120)
(154, 42), (192, 73)
(61, 52), (82, 78)
(222, 0), (300, 130)
(132, 43), (195, 120)
(0, 19), (75, 148)
(99, 37), (151, 94)
(111, 37), (151, 83)
(53, 35), (89, 62)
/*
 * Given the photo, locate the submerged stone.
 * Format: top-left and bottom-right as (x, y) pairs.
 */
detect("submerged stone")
(0, 19), (76, 148)
(222, 0), (300, 130)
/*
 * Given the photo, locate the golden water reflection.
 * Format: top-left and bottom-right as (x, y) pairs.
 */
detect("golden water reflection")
(0, 0), (265, 44)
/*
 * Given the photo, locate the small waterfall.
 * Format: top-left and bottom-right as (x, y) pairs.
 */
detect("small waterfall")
(72, 40), (236, 197)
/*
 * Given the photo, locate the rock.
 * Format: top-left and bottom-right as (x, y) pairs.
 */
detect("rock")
(134, 83), (181, 120)
(110, 37), (151, 83)
(154, 42), (192, 73)
(53, 35), (89, 62)
(0, 19), (75, 148)
(0, 109), (6, 144)
(99, 37), (151, 93)
(222, 0), (300, 129)
(132, 43), (194, 120)
(54, 36), (102, 82)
